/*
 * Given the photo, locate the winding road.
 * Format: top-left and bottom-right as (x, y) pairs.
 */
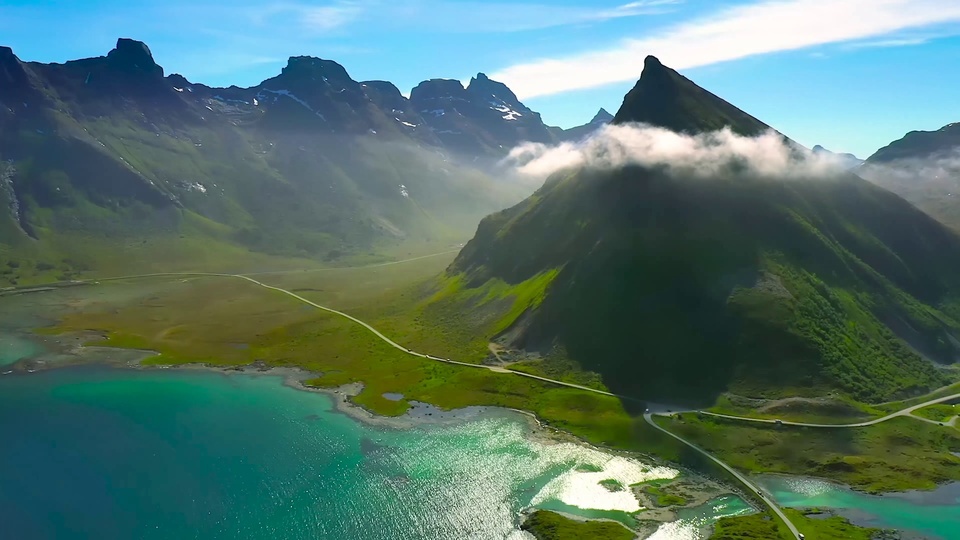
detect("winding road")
(20, 256), (960, 540)
(643, 412), (802, 539)
(698, 393), (960, 428)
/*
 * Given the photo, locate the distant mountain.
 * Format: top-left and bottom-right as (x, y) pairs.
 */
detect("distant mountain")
(439, 55), (960, 404)
(408, 73), (555, 160)
(554, 108), (614, 142)
(861, 123), (960, 231)
(0, 39), (537, 281)
(812, 145), (863, 170)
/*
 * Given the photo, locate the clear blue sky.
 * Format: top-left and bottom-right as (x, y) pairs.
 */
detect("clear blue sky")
(2, 0), (960, 157)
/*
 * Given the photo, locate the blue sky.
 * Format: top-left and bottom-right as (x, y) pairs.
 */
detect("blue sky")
(3, 0), (960, 157)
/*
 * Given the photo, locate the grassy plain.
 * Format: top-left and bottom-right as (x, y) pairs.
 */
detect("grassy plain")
(45, 260), (679, 456)
(655, 413), (960, 493)
(520, 510), (634, 540)
(710, 509), (877, 540)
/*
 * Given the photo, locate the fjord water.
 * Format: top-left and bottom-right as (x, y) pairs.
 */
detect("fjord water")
(758, 475), (960, 539)
(0, 366), (750, 540)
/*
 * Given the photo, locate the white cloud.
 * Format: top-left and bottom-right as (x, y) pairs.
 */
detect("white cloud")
(290, 0), (680, 34)
(503, 123), (848, 178)
(300, 2), (364, 32)
(491, 0), (960, 99)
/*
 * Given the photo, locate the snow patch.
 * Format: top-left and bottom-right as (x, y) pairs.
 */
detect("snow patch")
(399, 184), (409, 198)
(395, 118), (418, 128)
(173, 87), (184, 92)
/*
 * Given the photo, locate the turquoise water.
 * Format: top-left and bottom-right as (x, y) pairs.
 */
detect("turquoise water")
(0, 366), (748, 539)
(0, 331), (40, 366)
(758, 475), (960, 539)
(0, 284), (755, 539)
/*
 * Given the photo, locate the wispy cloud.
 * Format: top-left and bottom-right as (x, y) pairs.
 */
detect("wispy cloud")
(846, 36), (931, 49)
(490, 0), (960, 99)
(288, 0), (681, 34)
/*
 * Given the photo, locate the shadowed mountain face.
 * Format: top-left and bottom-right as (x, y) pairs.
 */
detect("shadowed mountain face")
(0, 39), (553, 275)
(447, 56), (960, 405)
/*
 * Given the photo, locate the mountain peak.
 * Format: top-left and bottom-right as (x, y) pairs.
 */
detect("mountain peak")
(278, 56), (352, 84)
(409, 78), (467, 103)
(106, 38), (163, 78)
(613, 56), (769, 136)
(0, 45), (29, 89)
(644, 55), (664, 69)
(591, 108), (614, 124)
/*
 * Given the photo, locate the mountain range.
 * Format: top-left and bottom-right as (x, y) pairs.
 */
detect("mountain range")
(440, 55), (960, 404)
(0, 38), (606, 283)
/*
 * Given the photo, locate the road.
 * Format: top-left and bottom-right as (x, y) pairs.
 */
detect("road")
(64, 266), (629, 399)
(699, 393), (960, 428)
(27, 260), (960, 540)
(643, 412), (802, 540)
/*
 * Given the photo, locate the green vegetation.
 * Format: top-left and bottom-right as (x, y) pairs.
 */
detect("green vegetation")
(46, 274), (681, 456)
(598, 479), (624, 492)
(710, 509), (877, 540)
(913, 403), (958, 423)
(520, 510), (634, 540)
(641, 483), (687, 507)
(657, 413), (960, 492)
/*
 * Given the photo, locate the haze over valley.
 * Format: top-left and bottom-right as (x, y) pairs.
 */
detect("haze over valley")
(3, 2), (960, 539)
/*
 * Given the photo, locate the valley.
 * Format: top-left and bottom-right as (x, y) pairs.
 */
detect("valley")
(3, 28), (960, 540)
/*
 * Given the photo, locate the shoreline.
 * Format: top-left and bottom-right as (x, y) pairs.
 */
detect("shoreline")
(3, 333), (746, 537)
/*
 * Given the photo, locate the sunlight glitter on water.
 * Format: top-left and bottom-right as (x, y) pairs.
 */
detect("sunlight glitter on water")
(531, 453), (678, 512)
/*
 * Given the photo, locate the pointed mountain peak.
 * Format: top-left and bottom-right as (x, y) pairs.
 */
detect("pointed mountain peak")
(612, 56), (770, 136)
(591, 108), (614, 124)
(106, 38), (163, 78)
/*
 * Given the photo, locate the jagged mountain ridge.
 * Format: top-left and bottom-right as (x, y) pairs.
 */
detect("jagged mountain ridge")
(1, 38), (581, 278)
(443, 55), (960, 404)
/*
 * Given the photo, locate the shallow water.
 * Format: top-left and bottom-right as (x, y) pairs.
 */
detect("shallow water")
(0, 284), (750, 539)
(757, 475), (960, 539)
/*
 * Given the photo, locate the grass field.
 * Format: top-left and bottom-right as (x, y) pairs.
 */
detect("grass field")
(520, 510), (635, 540)
(656, 413), (960, 493)
(710, 509), (877, 540)
(913, 403), (959, 423)
(44, 265), (680, 456)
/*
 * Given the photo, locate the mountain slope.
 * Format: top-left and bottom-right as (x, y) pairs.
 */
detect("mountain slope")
(438, 56), (960, 404)
(861, 123), (960, 231)
(0, 39), (532, 282)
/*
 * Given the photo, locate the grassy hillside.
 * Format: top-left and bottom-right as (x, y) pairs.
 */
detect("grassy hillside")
(425, 58), (960, 406)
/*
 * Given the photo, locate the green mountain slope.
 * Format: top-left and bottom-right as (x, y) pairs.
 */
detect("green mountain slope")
(439, 57), (960, 405)
(0, 40), (530, 283)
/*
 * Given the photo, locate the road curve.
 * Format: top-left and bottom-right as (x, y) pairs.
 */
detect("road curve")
(68, 269), (634, 400)
(644, 413), (802, 540)
(700, 393), (960, 428)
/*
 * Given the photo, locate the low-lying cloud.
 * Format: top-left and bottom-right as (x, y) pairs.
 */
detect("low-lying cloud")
(503, 123), (849, 179)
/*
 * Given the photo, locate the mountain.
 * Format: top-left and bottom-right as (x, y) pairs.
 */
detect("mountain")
(813, 145), (863, 170)
(408, 73), (555, 160)
(437, 55), (960, 405)
(555, 108), (614, 142)
(0, 39), (538, 283)
(860, 123), (960, 231)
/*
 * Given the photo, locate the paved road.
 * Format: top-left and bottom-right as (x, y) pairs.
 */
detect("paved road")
(65, 268), (630, 399)
(643, 412), (802, 539)
(700, 393), (960, 428)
